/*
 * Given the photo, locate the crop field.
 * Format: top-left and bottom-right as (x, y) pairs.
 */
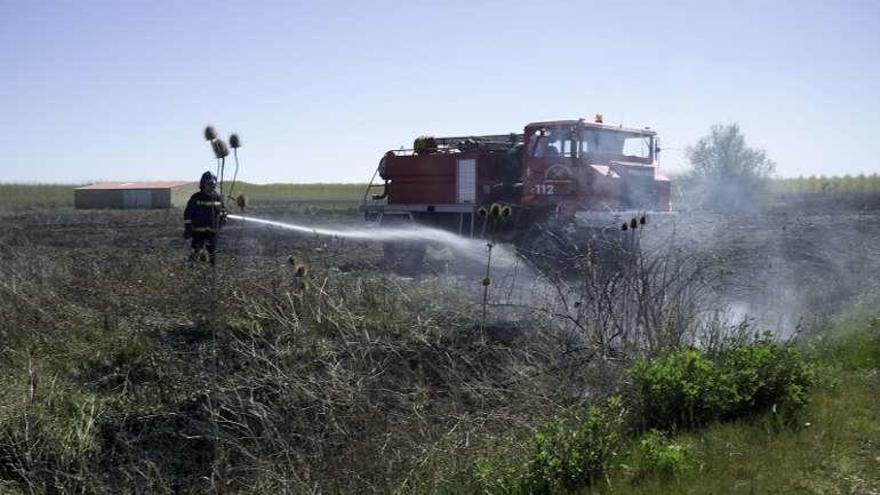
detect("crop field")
(0, 182), (366, 211)
(0, 184), (83, 208)
(773, 173), (880, 194)
(0, 185), (879, 493)
(229, 182), (366, 204)
(9, 177), (879, 210)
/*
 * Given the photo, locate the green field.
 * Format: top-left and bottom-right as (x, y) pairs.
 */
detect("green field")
(773, 174), (880, 194)
(0, 182), (367, 209)
(228, 182), (366, 203)
(5, 176), (880, 210)
(0, 184), (82, 207)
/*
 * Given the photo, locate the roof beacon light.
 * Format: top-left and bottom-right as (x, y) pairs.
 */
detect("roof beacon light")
(594, 113), (603, 124)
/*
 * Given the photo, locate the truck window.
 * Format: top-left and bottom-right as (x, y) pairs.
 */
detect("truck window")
(530, 129), (574, 158)
(622, 134), (653, 159)
(581, 129), (653, 160)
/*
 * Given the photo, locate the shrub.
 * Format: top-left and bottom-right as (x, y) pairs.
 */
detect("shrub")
(628, 349), (719, 429)
(468, 397), (626, 494)
(636, 429), (689, 478)
(716, 339), (814, 419)
(521, 396), (626, 494)
(629, 340), (814, 430)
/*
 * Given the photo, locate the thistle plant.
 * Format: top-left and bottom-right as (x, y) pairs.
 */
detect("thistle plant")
(478, 203), (512, 336)
(235, 194), (248, 211)
(202, 125), (243, 199)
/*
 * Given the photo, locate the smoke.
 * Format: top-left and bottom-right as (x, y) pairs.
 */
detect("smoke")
(639, 203), (880, 338)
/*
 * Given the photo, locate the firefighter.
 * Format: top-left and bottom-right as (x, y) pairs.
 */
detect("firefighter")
(184, 171), (227, 265)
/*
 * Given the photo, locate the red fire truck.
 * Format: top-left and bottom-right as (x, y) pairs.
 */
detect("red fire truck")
(363, 115), (671, 267)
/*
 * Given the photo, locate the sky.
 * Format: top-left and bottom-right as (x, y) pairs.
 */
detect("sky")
(1, 0), (878, 183)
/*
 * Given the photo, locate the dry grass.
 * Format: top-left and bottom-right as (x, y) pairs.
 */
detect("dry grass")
(0, 189), (878, 493)
(0, 207), (649, 493)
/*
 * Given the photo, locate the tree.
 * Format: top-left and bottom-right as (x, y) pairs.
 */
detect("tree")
(685, 124), (775, 211)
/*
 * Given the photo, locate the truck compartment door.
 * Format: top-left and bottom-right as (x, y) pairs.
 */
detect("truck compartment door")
(456, 158), (476, 204)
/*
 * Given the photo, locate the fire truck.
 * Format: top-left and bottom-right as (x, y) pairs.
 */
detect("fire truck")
(363, 115), (672, 268)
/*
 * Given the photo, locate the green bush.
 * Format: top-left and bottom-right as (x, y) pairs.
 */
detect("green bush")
(628, 349), (718, 429)
(629, 340), (814, 430)
(521, 396), (625, 493)
(469, 397), (626, 494)
(467, 341), (815, 493)
(717, 340), (814, 419)
(636, 429), (689, 478)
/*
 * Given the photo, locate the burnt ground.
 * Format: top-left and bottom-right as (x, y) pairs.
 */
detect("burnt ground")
(3, 193), (879, 331)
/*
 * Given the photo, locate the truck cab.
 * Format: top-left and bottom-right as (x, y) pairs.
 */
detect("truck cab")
(521, 117), (671, 215)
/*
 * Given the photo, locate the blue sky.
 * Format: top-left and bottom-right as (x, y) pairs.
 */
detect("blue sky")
(1, 0), (878, 183)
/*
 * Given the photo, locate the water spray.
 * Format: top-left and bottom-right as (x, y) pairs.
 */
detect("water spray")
(226, 214), (523, 268)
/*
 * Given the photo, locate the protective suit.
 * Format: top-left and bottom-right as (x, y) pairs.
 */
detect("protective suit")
(184, 171), (227, 265)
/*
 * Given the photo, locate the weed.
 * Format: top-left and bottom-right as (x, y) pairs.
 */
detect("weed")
(0, 377), (105, 493)
(522, 396), (626, 493)
(467, 397), (626, 494)
(635, 429), (690, 478)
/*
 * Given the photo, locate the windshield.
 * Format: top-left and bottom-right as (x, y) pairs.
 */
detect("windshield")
(528, 128), (575, 158)
(580, 129), (654, 160)
(529, 127), (654, 161)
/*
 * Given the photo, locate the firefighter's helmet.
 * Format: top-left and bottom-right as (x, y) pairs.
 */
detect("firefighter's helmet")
(200, 171), (218, 190)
